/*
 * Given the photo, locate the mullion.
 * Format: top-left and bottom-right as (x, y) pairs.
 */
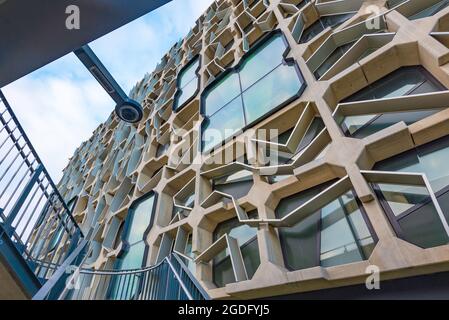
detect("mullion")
(207, 61), (283, 119)
(180, 75), (197, 91)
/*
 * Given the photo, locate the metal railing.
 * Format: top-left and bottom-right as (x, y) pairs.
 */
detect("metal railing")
(59, 254), (210, 300)
(0, 90), (84, 285)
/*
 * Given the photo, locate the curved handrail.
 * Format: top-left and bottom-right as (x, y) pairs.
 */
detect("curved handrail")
(60, 253), (209, 300)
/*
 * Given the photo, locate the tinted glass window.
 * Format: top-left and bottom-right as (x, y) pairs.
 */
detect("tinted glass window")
(374, 136), (449, 248)
(174, 57), (200, 111)
(201, 32), (305, 152)
(409, 0), (449, 20)
(277, 182), (376, 270)
(341, 66), (445, 139)
(300, 13), (356, 43)
(213, 216), (260, 287)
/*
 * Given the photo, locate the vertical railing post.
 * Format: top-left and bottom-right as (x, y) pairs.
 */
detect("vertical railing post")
(3, 164), (43, 236)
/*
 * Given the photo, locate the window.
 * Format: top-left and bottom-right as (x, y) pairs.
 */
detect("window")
(387, 0), (407, 9)
(108, 192), (156, 299)
(276, 181), (377, 270)
(341, 66), (446, 139)
(213, 170), (254, 199)
(373, 135), (449, 248)
(201, 31), (306, 152)
(213, 215), (260, 287)
(314, 41), (356, 79)
(300, 13), (356, 43)
(409, 0), (449, 20)
(173, 57), (200, 111)
(183, 232), (195, 274)
(344, 67), (444, 103)
(172, 190), (195, 219)
(115, 192), (157, 270)
(156, 143), (169, 158)
(275, 117), (325, 165)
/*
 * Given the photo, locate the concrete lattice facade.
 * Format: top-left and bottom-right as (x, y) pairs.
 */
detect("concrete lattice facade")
(57, 0), (449, 299)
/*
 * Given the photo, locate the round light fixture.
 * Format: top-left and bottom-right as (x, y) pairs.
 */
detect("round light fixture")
(115, 99), (143, 123)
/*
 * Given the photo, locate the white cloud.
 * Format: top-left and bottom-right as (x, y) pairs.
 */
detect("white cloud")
(2, 0), (215, 183)
(2, 60), (112, 181)
(91, 0), (214, 92)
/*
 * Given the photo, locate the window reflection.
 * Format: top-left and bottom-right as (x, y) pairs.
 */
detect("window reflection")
(174, 57), (200, 111)
(213, 214), (260, 287)
(300, 13), (356, 43)
(374, 135), (449, 248)
(276, 182), (376, 271)
(341, 66), (446, 139)
(108, 193), (156, 299)
(201, 32), (306, 152)
(213, 170), (254, 200)
(409, 0), (449, 20)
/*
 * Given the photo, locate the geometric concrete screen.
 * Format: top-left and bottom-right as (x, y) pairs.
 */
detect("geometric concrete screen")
(56, 0), (449, 299)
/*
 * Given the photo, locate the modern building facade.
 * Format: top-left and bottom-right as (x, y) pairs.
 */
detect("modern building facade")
(31, 0), (449, 299)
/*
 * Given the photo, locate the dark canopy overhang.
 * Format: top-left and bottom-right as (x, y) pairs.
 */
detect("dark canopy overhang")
(0, 0), (171, 87)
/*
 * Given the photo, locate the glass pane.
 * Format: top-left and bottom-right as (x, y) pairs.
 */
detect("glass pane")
(201, 97), (245, 152)
(215, 170), (253, 184)
(375, 137), (449, 193)
(175, 79), (198, 109)
(215, 180), (253, 199)
(293, 117), (325, 155)
(314, 42), (355, 79)
(117, 241), (146, 270)
(179, 192), (195, 208)
(409, 0), (449, 20)
(179, 59), (199, 88)
(343, 195), (376, 258)
(214, 218), (258, 262)
(322, 12), (356, 28)
(239, 34), (287, 90)
(243, 64), (302, 124)
(213, 255), (235, 287)
(343, 67), (442, 103)
(300, 20), (325, 43)
(300, 13), (355, 43)
(184, 233), (196, 274)
(377, 183), (431, 217)
(437, 190), (449, 227)
(279, 211), (320, 270)
(346, 110), (440, 139)
(204, 72), (241, 117)
(275, 180), (334, 219)
(418, 144), (449, 192)
(241, 238), (260, 279)
(276, 117), (325, 165)
(398, 202), (449, 248)
(48, 225), (65, 251)
(320, 197), (364, 267)
(126, 194), (155, 245)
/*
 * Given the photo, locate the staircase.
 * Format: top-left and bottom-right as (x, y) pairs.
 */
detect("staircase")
(58, 254), (210, 300)
(0, 90), (209, 301)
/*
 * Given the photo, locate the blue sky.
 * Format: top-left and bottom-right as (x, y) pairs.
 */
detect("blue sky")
(2, 0), (213, 182)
